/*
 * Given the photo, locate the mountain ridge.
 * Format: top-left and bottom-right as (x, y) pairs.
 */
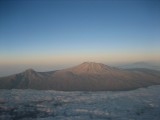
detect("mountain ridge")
(62, 62), (120, 74)
(0, 62), (160, 91)
(118, 61), (160, 71)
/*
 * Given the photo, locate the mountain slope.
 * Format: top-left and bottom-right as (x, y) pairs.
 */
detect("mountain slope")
(0, 69), (50, 89)
(49, 62), (160, 90)
(0, 62), (160, 91)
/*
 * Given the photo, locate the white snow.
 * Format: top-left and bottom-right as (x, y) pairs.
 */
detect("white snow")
(0, 85), (160, 120)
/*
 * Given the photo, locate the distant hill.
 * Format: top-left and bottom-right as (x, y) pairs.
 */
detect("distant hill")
(118, 62), (160, 71)
(0, 62), (160, 91)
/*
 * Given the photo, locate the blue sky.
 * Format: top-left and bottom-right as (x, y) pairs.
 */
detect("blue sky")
(0, 0), (160, 76)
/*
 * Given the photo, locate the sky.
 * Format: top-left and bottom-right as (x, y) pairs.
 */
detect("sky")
(0, 0), (160, 76)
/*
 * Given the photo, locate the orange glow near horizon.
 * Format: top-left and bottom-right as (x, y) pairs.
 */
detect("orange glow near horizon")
(0, 52), (159, 66)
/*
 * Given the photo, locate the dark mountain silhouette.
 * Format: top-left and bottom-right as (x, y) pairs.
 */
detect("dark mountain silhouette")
(0, 62), (160, 91)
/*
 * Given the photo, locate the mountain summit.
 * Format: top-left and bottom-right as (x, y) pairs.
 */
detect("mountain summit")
(24, 69), (36, 75)
(0, 62), (160, 91)
(64, 62), (118, 74)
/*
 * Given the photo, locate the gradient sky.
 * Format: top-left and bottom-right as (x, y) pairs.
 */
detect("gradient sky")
(0, 0), (160, 76)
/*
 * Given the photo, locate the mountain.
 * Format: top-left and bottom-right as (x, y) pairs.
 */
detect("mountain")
(0, 62), (160, 91)
(118, 62), (160, 71)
